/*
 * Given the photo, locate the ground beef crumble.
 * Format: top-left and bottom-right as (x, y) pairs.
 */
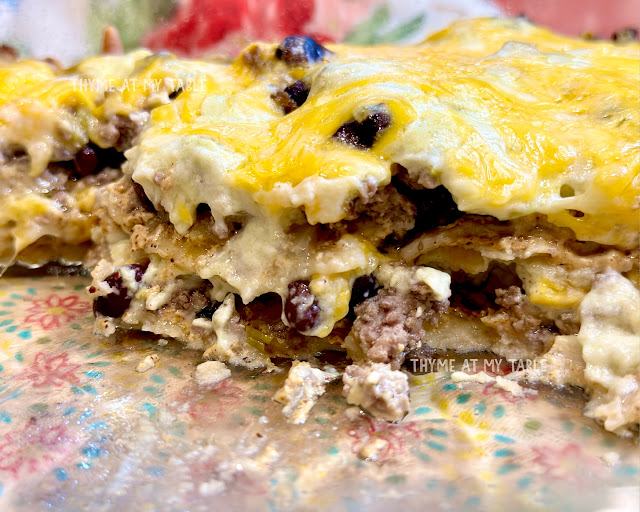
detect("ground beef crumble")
(481, 285), (559, 355)
(166, 287), (211, 322)
(338, 183), (417, 244)
(98, 114), (147, 152)
(346, 287), (448, 370)
(100, 177), (157, 233)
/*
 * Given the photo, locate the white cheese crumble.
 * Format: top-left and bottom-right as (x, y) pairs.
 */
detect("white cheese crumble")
(494, 375), (526, 398)
(451, 370), (534, 398)
(451, 370), (493, 384)
(273, 361), (340, 424)
(194, 361), (231, 388)
(203, 293), (274, 370)
(136, 354), (159, 373)
(374, 263), (451, 301)
(343, 363), (410, 422)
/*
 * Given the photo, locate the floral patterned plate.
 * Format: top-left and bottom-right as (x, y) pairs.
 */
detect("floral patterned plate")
(0, 276), (638, 511)
(0, 2), (639, 510)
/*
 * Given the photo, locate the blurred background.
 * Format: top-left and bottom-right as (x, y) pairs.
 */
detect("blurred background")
(0, 0), (638, 64)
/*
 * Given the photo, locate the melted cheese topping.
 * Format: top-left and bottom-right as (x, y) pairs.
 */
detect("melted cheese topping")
(2, 18), (639, 334)
(0, 51), (227, 174)
(577, 271), (640, 436)
(129, 17), (639, 250)
(0, 51), (227, 258)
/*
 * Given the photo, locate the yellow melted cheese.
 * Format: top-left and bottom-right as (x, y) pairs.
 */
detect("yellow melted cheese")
(0, 51), (228, 174)
(1, 18), (638, 329)
(130, 17), (639, 250)
(0, 51), (228, 258)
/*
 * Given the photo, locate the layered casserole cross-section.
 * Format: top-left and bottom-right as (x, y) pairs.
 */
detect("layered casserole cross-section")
(1, 18), (638, 434)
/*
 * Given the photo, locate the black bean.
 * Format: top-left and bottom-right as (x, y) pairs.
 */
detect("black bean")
(77, 143), (126, 174)
(349, 275), (379, 310)
(93, 272), (131, 318)
(128, 262), (149, 282)
(284, 81), (309, 108)
(92, 264), (147, 318)
(284, 280), (320, 332)
(195, 302), (220, 319)
(333, 121), (361, 146)
(73, 145), (99, 177)
(366, 109), (392, 133)
(169, 87), (183, 100)
(272, 80), (310, 114)
(132, 182), (155, 212)
(333, 105), (391, 149)
(275, 36), (332, 66)
(51, 143), (126, 180)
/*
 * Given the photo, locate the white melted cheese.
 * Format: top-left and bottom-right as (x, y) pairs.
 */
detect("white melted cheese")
(577, 271), (640, 436)
(118, 18), (639, 339)
(374, 263), (451, 301)
(204, 293), (273, 370)
(128, 133), (250, 237)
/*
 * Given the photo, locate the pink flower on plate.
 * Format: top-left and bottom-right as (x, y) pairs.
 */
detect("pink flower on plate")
(23, 294), (91, 330)
(347, 416), (421, 461)
(0, 419), (70, 479)
(184, 454), (268, 499)
(169, 379), (244, 421)
(212, 378), (244, 402)
(0, 433), (26, 478)
(531, 443), (604, 482)
(18, 351), (81, 387)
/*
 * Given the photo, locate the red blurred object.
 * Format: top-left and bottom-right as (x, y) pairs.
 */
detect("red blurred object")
(276, 0), (314, 35)
(493, 0), (640, 38)
(144, 0), (640, 57)
(144, 0), (330, 56)
(144, 0), (243, 54)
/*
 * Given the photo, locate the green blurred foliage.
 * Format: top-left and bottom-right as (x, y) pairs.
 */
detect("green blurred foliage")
(88, 0), (175, 52)
(344, 4), (425, 44)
